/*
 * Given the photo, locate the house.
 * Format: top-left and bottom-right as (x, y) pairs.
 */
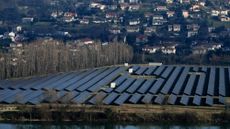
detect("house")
(142, 46), (162, 53)
(22, 17), (34, 23)
(78, 38), (94, 46)
(166, 0), (173, 4)
(79, 19), (90, 24)
(182, 10), (189, 18)
(129, 19), (140, 25)
(142, 44), (177, 54)
(220, 15), (230, 22)
(168, 24), (181, 32)
(126, 26), (139, 33)
(155, 6), (168, 11)
(120, 3), (129, 10)
(162, 47), (176, 54)
(144, 27), (156, 35)
(167, 11), (175, 18)
(109, 27), (121, 34)
(152, 15), (166, 26)
(136, 35), (148, 43)
(187, 31), (198, 37)
(129, 4), (140, 11)
(187, 24), (200, 31)
(192, 43), (222, 54)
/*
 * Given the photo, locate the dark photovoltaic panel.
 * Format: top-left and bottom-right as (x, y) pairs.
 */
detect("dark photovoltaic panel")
(61, 69), (97, 91)
(2, 90), (32, 104)
(161, 66), (174, 78)
(144, 66), (157, 75)
(184, 74), (196, 95)
(180, 95), (189, 105)
(34, 73), (71, 90)
(141, 93), (153, 104)
(115, 78), (135, 93)
(129, 93), (142, 104)
(192, 95), (201, 106)
(114, 93), (131, 105)
(172, 67), (190, 95)
(0, 65), (229, 107)
(88, 92), (107, 105)
(131, 66), (140, 72)
(201, 67), (208, 72)
(102, 92), (119, 105)
(59, 91), (79, 103)
(192, 66), (199, 72)
(149, 78), (165, 94)
(219, 68), (226, 96)
(219, 96), (225, 104)
(137, 79), (155, 94)
(153, 65), (166, 76)
(161, 67), (182, 94)
(20, 74), (59, 90)
(195, 74), (206, 96)
(42, 72), (80, 90)
(65, 68), (107, 91)
(0, 89), (21, 102)
(20, 90), (43, 104)
(167, 94), (177, 105)
(71, 91), (92, 104)
(205, 96), (213, 106)
(207, 67), (215, 96)
(126, 78), (145, 93)
(154, 93), (165, 104)
(135, 67), (148, 75)
(77, 67), (118, 91)
(88, 67), (126, 92)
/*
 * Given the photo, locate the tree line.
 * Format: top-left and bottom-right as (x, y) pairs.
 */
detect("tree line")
(0, 39), (133, 79)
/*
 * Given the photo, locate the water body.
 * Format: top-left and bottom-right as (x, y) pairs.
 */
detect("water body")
(0, 123), (230, 129)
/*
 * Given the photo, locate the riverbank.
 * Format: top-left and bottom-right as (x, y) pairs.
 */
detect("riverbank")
(0, 104), (229, 124)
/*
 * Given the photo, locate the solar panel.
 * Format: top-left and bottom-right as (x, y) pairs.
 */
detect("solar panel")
(131, 66), (140, 72)
(0, 89), (21, 102)
(142, 93), (153, 104)
(88, 67), (126, 92)
(137, 79), (155, 94)
(115, 78), (135, 93)
(113, 75), (128, 86)
(144, 66), (157, 75)
(3, 90), (32, 104)
(161, 66), (174, 78)
(219, 68), (226, 96)
(201, 67), (208, 72)
(71, 91), (92, 104)
(59, 91), (79, 103)
(207, 67), (216, 96)
(195, 74), (206, 96)
(58, 69), (97, 91)
(42, 72), (81, 90)
(154, 93), (165, 104)
(32, 73), (70, 90)
(77, 67), (118, 91)
(9, 77), (40, 90)
(114, 93), (131, 105)
(135, 67), (148, 75)
(192, 95), (201, 106)
(129, 93), (142, 104)
(167, 94), (177, 105)
(183, 74), (196, 95)
(126, 78), (145, 93)
(219, 96), (225, 104)
(20, 74), (58, 90)
(161, 67), (182, 94)
(153, 65), (166, 76)
(172, 67), (190, 95)
(102, 92), (119, 105)
(180, 95), (189, 105)
(205, 96), (213, 106)
(19, 90), (43, 104)
(149, 78), (165, 94)
(27, 92), (45, 105)
(65, 68), (106, 91)
(88, 92), (107, 105)
(192, 66), (199, 72)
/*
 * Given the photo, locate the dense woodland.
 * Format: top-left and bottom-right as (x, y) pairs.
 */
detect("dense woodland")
(0, 40), (133, 79)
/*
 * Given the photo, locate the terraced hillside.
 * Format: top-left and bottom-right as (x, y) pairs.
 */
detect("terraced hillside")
(0, 65), (229, 106)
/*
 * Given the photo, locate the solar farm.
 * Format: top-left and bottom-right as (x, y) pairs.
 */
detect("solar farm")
(0, 65), (229, 107)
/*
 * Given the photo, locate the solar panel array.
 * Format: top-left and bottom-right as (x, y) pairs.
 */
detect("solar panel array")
(0, 65), (229, 106)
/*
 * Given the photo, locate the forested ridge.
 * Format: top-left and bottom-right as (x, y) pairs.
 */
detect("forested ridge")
(0, 40), (133, 79)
